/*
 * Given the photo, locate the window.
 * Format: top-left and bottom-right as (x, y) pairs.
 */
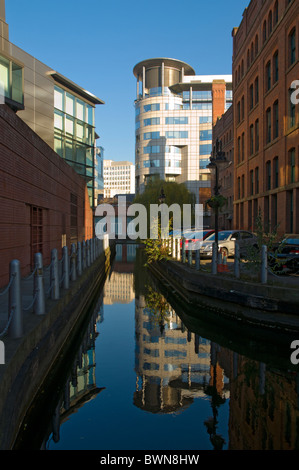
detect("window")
(255, 119), (259, 152)
(165, 117), (188, 125)
(266, 107), (272, 143)
(249, 84), (254, 110)
(273, 51), (279, 83)
(144, 103), (160, 112)
(273, 100), (279, 139)
(289, 148), (295, 183)
(255, 35), (259, 56)
(30, 206), (43, 268)
(241, 96), (245, 120)
(250, 170), (254, 195)
(266, 61), (271, 91)
(242, 133), (245, 161)
(273, 157), (279, 188)
(250, 124), (254, 155)
(266, 161), (271, 190)
(237, 101), (241, 123)
(200, 129), (212, 140)
(166, 131), (188, 139)
(289, 28), (296, 66)
(199, 144), (212, 155)
(199, 116), (212, 124)
(143, 145), (160, 154)
(289, 88), (296, 127)
(144, 131), (160, 140)
(268, 11), (273, 36)
(263, 21), (267, 43)
(255, 167), (259, 194)
(255, 76), (259, 104)
(237, 137), (241, 163)
(144, 117), (160, 126)
(274, 1), (278, 25)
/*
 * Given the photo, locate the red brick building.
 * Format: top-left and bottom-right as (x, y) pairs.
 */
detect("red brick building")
(0, 104), (94, 287)
(232, 0), (299, 236)
(212, 105), (234, 229)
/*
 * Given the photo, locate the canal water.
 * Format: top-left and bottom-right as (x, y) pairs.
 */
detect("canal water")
(14, 244), (299, 450)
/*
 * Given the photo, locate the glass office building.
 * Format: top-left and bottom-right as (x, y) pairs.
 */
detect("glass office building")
(0, 54), (24, 111)
(54, 85), (97, 207)
(133, 58), (232, 204)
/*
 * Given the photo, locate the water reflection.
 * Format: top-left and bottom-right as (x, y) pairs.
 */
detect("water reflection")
(14, 244), (299, 450)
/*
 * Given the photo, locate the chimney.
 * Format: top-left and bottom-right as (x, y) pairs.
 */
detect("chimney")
(0, 0), (5, 21)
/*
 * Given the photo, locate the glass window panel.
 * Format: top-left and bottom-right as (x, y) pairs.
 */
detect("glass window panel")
(65, 93), (75, 116)
(54, 110), (64, 131)
(76, 99), (85, 121)
(66, 116), (74, 135)
(11, 63), (23, 104)
(54, 86), (64, 111)
(65, 140), (74, 160)
(87, 105), (94, 125)
(0, 56), (9, 98)
(76, 121), (84, 141)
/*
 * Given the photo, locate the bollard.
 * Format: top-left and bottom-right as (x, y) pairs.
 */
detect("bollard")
(188, 246), (192, 266)
(90, 239), (94, 264)
(50, 249), (60, 300)
(87, 240), (91, 267)
(234, 241), (240, 279)
(212, 243), (217, 275)
(8, 259), (23, 338)
(62, 246), (69, 290)
(34, 253), (46, 315)
(195, 249), (200, 270)
(261, 245), (268, 284)
(177, 238), (181, 261)
(172, 237), (176, 259)
(70, 243), (77, 282)
(82, 240), (86, 270)
(182, 238), (186, 264)
(77, 242), (82, 276)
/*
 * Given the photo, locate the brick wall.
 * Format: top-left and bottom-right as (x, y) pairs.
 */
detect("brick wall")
(0, 104), (94, 287)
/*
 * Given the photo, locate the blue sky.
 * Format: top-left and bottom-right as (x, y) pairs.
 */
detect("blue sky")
(6, 0), (249, 163)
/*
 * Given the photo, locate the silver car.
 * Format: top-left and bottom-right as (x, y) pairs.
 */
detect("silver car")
(200, 230), (258, 258)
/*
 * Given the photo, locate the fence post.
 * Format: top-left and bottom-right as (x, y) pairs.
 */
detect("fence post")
(50, 249), (60, 300)
(34, 253), (46, 315)
(234, 241), (240, 279)
(70, 243), (77, 282)
(8, 259), (23, 338)
(261, 245), (268, 284)
(177, 238), (181, 261)
(90, 239), (94, 264)
(62, 246), (69, 290)
(182, 238), (186, 264)
(86, 240), (91, 267)
(82, 241), (86, 271)
(195, 249), (200, 270)
(188, 246), (192, 266)
(212, 243), (217, 275)
(77, 242), (82, 276)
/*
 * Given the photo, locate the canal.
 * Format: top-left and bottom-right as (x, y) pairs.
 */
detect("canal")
(13, 244), (299, 450)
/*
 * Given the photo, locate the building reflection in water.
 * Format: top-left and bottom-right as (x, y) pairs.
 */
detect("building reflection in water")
(43, 244), (299, 450)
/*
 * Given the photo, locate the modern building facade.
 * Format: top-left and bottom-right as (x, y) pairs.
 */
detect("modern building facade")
(133, 58), (232, 206)
(103, 160), (135, 199)
(0, 0), (104, 208)
(232, 0), (299, 236)
(94, 144), (104, 204)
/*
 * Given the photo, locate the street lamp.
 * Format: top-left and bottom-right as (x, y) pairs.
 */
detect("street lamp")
(207, 139), (227, 252)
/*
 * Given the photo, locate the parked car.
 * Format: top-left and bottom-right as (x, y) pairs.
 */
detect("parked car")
(200, 230), (258, 258)
(181, 229), (215, 250)
(269, 235), (299, 275)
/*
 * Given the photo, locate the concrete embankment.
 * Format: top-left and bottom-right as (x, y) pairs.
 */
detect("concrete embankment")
(0, 243), (114, 450)
(149, 259), (299, 335)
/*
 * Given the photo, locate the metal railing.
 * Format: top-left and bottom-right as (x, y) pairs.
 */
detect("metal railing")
(162, 237), (269, 283)
(0, 235), (109, 340)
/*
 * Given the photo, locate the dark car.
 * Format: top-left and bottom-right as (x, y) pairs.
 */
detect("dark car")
(269, 235), (299, 275)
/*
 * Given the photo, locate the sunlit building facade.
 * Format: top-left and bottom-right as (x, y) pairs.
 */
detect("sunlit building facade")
(0, 0), (104, 208)
(103, 160), (135, 198)
(133, 58), (232, 206)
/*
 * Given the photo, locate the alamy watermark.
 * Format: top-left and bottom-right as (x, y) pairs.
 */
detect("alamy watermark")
(290, 80), (299, 105)
(95, 196), (204, 249)
(0, 341), (4, 365)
